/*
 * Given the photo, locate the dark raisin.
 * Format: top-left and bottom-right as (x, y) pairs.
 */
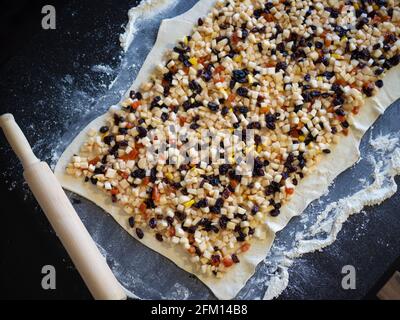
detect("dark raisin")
(247, 122), (261, 129)
(231, 254), (240, 263)
(129, 90), (136, 99)
(236, 87), (249, 97)
(149, 167), (157, 183)
(155, 233), (163, 242)
(194, 198), (208, 208)
(189, 80), (202, 94)
(333, 96), (345, 106)
(161, 112), (169, 122)
(236, 230), (246, 242)
(270, 208), (280, 217)
(251, 205), (259, 215)
(222, 188), (231, 199)
(266, 122), (276, 130)
(383, 43), (391, 52)
(208, 102), (219, 112)
(384, 33), (397, 44)
(233, 122), (240, 129)
(239, 106), (249, 114)
(149, 218), (157, 229)
(94, 165), (106, 174)
(321, 56), (329, 66)
(241, 28), (249, 40)
(334, 25), (347, 38)
(335, 108), (346, 116)
(232, 69), (248, 83)
(389, 55), (400, 66)
(254, 134), (262, 145)
(202, 65), (213, 82)
(323, 71), (335, 80)
(374, 67), (384, 76)
(190, 123), (200, 130)
(210, 205), (221, 214)
(175, 212), (186, 222)
(99, 126), (109, 133)
(327, 7), (339, 18)
(253, 8), (263, 18)
(131, 169), (146, 179)
(145, 198), (156, 209)
(188, 226), (197, 234)
(362, 83), (374, 97)
(276, 42), (286, 53)
(103, 135), (114, 145)
(275, 61), (287, 72)
(128, 217), (135, 228)
(211, 255), (221, 265)
(136, 228), (144, 239)
(373, 43), (381, 50)
(219, 164), (231, 175)
(137, 126), (148, 138)
(215, 198), (224, 207)
(221, 106), (229, 116)
(252, 167), (265, 177)
(113, 114), (124, 125)
(219, 215), (229, 229)
(375, 79), (383, 88)
(356, 17), (369, 30)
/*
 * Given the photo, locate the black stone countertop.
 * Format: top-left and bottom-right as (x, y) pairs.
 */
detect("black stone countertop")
(0, 0), (399, 300)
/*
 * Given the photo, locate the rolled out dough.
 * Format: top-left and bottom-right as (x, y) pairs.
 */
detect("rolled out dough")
(55, 0), (400, 299)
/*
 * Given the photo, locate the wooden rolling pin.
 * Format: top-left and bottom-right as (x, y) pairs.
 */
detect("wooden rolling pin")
(0, 113), (127, 300)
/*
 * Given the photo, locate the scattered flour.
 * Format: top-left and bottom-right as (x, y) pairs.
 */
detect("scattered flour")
(370, 133), (399, 153)
(95, 242), (140, 299)
(119, 0), (179, 52)
(263, 265), (289, 300)
(262, 133), (400, 300)
(91, 64), (114, 75)
(164, 283), (190, 300)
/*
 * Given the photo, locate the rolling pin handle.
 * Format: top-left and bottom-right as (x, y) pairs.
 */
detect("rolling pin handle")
(0, 113), (127, 300)
(0, 113), (40, 168)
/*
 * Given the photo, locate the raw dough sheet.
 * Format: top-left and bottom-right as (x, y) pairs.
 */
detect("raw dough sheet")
(55, 0), (400, 299)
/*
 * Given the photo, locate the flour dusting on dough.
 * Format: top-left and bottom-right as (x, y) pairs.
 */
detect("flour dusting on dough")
(120, 0), (179, 52)
(262, 133), (400, 300)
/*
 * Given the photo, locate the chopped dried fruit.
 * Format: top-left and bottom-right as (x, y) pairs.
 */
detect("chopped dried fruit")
(66, 0), (399, 277)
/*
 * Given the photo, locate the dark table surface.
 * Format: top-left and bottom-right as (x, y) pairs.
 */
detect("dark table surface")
(0, 0), (399, 300)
